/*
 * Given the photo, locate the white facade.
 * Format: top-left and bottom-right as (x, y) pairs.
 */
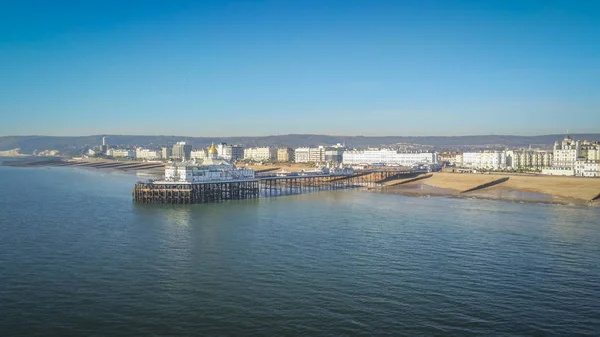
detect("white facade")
(575, 160), (600, 177)
(553, 137), (581, 167)
(107, 149), (135, 158)
(294, 147), (325, 163)
(505, 150), (553, 170)
(162, 147), (172, 159)
(216, 143), (244, 161)
(541, 167), (575, 176)
(244, 147), (276, 161)
(544, 136), (600, 176)
(587, 147), (600, 161)
(342, 149), (437, 166)
(582, 162), (600, 177)
(229, 145), (245, 161)
(294, 148), (310, 163)
(162, 144), (255, 183)
(277, 147), (295, 162)
(190, 149), (207, 160)
(163, 163), (255, 183)
(136, 148), (162, 160)
(461, 151), (506, 169)
(172, 141), (192, 160)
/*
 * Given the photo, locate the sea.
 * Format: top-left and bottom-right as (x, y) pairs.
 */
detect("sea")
(1, 159), (599, 336)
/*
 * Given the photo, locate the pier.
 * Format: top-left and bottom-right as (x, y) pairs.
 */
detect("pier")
(132, 170), (417, 204)
(133, 180), (260, 204)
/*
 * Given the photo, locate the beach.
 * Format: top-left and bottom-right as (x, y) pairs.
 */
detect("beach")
(384, 172), (600, 205)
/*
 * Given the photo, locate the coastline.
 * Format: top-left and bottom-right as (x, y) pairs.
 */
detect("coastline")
(381, 172), (600, 206)
(3, 157), (599, 206)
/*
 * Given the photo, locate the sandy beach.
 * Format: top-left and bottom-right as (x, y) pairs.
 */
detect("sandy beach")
(384, 172), (600, 205)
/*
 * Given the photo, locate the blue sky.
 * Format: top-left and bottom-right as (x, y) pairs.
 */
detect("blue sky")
(1, 0), (599, 136)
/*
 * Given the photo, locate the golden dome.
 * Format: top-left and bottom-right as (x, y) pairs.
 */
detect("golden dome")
(208, 142), (218, 154)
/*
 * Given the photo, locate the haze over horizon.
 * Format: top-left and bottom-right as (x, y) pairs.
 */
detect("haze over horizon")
(1, 0), (599, 137)
(3, 132), (600, 139)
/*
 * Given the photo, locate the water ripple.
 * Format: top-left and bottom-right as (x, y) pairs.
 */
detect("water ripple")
(1, 168), (600, 335)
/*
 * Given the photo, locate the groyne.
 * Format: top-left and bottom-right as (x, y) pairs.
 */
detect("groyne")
(461, 177), (510, 193)
(385, 174), (433, 186)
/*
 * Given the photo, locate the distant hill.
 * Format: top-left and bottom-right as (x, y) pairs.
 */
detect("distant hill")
(1, 134), (599, 155)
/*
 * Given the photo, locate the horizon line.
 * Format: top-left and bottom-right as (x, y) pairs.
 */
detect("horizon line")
(1, 132), (597, 139)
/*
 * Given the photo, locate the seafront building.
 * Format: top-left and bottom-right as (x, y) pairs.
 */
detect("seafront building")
(190, 149), (207, 160)
(294, 147), (310, 163)
(438, 152), (461, 165)
(576, 161), (600, 177)
(277, 147), (295, 162)
(586, 145), (600, 161)
(505, 150), (553, 170)
(541, 136), (600, 176)
(217, 143), (244, 161)
(163, 143), (255, 183)
(244, 147), (277, 161)
(136, 148), (162, 160)
(342, 149), (437, 166)
(162, 147), (172, 160)
(172, 142), (192, 161)
(552, 136), (581, 167)
(294, 147), (326, 163)
(106, 149), (135, 158)
(462, 151), (506, 170)
(324, 149), (345, 164)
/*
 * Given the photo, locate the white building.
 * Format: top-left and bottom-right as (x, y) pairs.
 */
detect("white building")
(294, 148), (310, 163)
(172, 141), (192, 160)
(244, 147), (276, 161)
(216, 143), (244, 161)
(342, 149), (437, 166)
(162, 143), (255, 183)
(541, 167), (575, 176)
(277, 147), (295, 162)
(582, 162), (600, 177)
(587, 147), (600, 161)
(461, 151), (506, 170)
(543, 136), (600, 177)
(505, 150), (553, 170)
(107, 149), (135, 158)
(136, 148), (162, 160)
(552, 136), (582, 167)
(294, 146), (326, 163)
(575, 160), (600, 177)
(162, 147), (172, 160)
(190, 149), (207, 160)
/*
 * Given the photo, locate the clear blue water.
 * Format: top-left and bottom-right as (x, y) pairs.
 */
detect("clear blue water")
(1, 163), (599, 335)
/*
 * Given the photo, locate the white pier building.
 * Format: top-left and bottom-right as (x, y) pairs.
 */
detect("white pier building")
(159, 143), (255, 183)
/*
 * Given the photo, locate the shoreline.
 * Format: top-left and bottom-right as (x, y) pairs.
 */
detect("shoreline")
(3, 157), (599, 206)
(381, 172), (600, 206)
(376, 184), (598, 207)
